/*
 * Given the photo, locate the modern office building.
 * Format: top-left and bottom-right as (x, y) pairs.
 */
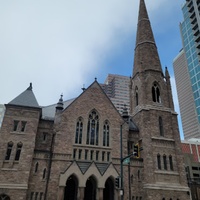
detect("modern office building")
(181, 138), (200, 199)
(173, 0), (200, 139)
(101, 74), (130, 114)
(173, 49), (200, 139)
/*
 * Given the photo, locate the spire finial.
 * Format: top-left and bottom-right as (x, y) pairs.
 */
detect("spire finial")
(95, 77), (97, 81)
(27, 83), (32, 91)
(133, 0), (162, 76)
(81, 84), (86, 92)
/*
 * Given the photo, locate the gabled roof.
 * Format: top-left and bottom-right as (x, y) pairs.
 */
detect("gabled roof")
(62, 79), (125, 120)
(8, 83), (40, 108)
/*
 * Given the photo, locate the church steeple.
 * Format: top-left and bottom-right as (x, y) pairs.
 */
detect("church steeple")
(133, 0), (162, 76)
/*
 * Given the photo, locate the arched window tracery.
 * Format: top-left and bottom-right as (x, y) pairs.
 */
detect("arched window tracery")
(75, 117), (83, 144)
(152, 82), (161, 103)
(87, 110), (99, 145)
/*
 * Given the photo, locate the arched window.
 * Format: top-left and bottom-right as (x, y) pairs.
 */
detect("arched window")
(0, 194), (10, 200)
(152, 83), (161, 103)
(15, 142), (23, 161)
(75, 117), (83, 144)
(159, 117), (164, 136)
(163, 155), (167, 170)
(169, 155), (173, 171)
(34, 162), (39, 173)
(103, 121), (110, 146)
(43, 168), (46, 179)
(135, 87), (139, 106)
(157, 154), (161, 170)
(5, 141), (13, 160)
(87, 110), (99, 145)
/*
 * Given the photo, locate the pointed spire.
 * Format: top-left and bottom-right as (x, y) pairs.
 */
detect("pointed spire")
(133, 0), (162, 76)
(165, 66), (170, 80)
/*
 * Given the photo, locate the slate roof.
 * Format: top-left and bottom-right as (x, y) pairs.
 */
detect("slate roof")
(8, 83), (40, 108)
(41, 98), (75, 120)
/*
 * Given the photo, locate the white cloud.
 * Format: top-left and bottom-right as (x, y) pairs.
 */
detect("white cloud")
(0, 0), (185, 106)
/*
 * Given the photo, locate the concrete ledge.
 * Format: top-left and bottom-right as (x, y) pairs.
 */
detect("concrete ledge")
(143, 183), (189, 191)
(0, 183), (28, 190)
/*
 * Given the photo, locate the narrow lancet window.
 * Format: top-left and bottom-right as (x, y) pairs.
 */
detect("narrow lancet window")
(5, 141), (13, 160)
(163, 155), (167, 170)
(86, 110), (99, 145)
(43, 168), (46, 179)
(35, 162), (39, 173)
(75, 117), (83, 144)
(157, 154), (161, 170)
(152, 83), (161, 103)
(15, 142), (23, 161)
(159, 117), (164, 136)
(169, 155), (173, 171)
(103, 121), (110, 146)
(135, 87), (139, 106)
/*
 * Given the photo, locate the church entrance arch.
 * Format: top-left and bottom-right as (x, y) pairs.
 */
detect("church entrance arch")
(0, 194), (10, 200)
(64, 175), (78, 200)
(103, 177), (114, 200)
(84, 176), (97, 200)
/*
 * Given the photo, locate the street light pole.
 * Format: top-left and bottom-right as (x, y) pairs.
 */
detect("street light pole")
(120, 124), (124, 200)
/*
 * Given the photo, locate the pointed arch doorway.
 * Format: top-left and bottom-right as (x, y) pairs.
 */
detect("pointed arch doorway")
(84, 176), (97, 200)
(64, 175), (78, 200)
(0, 194), (10, 200)
(103, 177), (114, 200)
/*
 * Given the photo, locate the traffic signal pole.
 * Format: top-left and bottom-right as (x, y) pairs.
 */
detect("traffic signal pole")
(120, 125), (124, 200)
(120, 124), (142, 200)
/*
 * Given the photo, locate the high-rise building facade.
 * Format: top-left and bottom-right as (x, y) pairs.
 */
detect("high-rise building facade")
(173, 0), (200, 139)
(173, 49), (200, 139)
(101, 74), (130, 114)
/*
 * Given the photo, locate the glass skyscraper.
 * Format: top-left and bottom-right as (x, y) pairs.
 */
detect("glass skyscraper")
(173, 0), (200, 139)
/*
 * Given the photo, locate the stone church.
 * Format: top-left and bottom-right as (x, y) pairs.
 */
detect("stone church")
(0, 0), (191, 199)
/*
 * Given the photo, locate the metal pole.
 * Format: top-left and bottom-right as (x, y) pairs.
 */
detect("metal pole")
(120, 125), (124, 200)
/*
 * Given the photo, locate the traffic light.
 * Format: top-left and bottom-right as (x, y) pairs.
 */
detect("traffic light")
(115, 176), (121, 188)
(133, 143), (140, 158)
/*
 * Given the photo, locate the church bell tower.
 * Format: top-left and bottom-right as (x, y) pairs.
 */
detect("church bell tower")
(130, 0), (190, 199)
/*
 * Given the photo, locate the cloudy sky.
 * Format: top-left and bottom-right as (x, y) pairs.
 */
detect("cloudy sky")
(0, 0), (185, 137)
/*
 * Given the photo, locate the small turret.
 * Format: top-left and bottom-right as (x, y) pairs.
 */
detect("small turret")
(122, 104), (129, 122)
(56, 94), (64, 113)
(165, 66), (170, 81)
